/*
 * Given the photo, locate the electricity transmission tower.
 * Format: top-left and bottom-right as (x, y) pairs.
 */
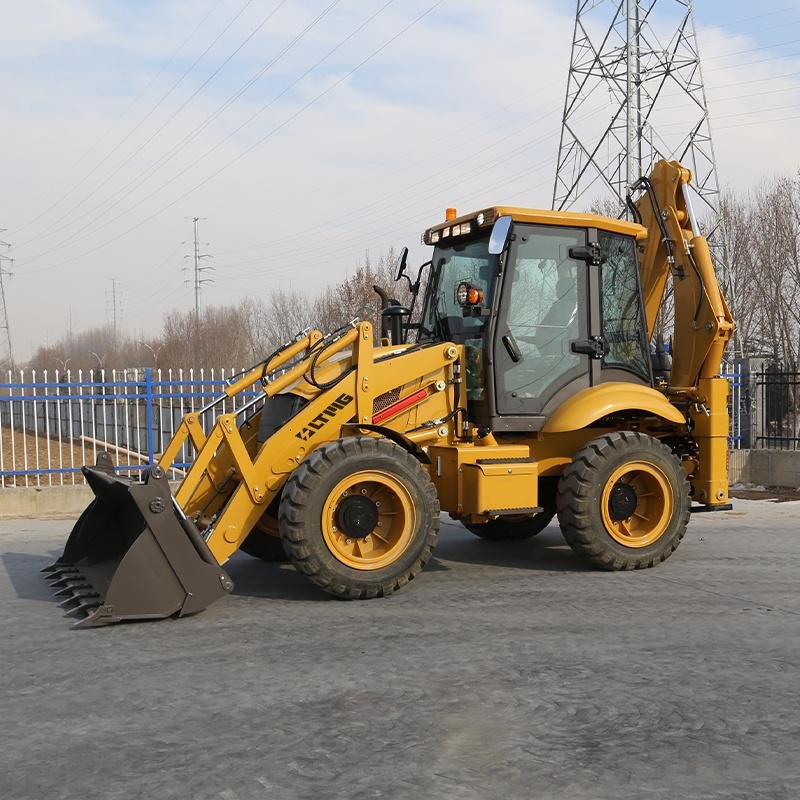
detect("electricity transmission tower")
(553, 1), (727, 252)
(106, 278), (122, 345)
(184, 217), (213, 323)
(0, 231), (14, 369)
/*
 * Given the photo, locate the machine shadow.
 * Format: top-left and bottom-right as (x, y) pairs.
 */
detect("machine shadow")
(435, 523), (593, 573)
(2, 550), (63, 601)
(225, 552), (450, 601)
(225, 554), (337, 601)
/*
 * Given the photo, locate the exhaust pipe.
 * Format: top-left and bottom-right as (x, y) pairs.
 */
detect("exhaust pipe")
(42, 454), (233, 628)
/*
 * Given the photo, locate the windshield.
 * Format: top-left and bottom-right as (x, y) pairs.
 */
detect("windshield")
(420, 236), (493, 341)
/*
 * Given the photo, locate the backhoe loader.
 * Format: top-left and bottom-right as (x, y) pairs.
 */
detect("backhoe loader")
(44, 160), (734, 627)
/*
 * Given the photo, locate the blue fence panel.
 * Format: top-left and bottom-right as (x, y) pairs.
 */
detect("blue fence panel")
(0, 367), (261, 486)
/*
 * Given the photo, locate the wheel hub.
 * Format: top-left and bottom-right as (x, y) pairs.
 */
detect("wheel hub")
(608, 482), (638, 521)
(336, 495), (379, 539)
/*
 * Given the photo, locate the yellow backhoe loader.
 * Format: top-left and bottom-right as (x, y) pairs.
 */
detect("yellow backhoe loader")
(44, 160), (734, 627)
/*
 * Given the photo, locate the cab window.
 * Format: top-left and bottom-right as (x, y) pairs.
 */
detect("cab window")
(598, 232), (650, 381)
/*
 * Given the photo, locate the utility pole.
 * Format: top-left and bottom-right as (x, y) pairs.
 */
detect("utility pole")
(185, 217), (213, 323)
(553, 2), (730, 275)
(0, 230), (14, 369)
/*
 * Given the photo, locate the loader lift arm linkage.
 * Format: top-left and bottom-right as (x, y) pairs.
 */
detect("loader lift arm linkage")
(44, 159), (735, 627)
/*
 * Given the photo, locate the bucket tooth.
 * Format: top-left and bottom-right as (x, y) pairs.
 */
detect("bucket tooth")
(54, 586), (80, 598)
(48, 572), (82, 585)
(42, 563), (76, 576)
(49, 577), (88, 589)
(59, 590), (99, 609)
(64, 600), (102, 619)
(73, 605), (117, 629)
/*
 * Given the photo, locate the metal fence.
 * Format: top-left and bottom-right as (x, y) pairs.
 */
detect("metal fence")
(754, 364), (800, 450)
(0, 367), (261, 487)
(721, 359), (748, 450)
(0, 361), (755, 487)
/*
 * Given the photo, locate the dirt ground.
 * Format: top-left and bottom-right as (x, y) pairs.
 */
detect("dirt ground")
(730, 486), (800, 502)
(0, 430), (151, 487)
(0, 429), (88, 487)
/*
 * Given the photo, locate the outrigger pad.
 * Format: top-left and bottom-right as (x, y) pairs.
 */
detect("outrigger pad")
(42, 455), (233, 628)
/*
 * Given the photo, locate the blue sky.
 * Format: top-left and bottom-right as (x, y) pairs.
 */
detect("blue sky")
(1, 0), (799, 360)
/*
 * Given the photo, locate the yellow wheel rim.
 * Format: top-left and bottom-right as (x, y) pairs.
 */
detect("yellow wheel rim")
(600, 461), (674, 549)
(321, 470), (415, 571)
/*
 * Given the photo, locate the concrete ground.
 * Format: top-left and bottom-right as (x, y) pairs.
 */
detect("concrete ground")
(1, 501), (798, 800)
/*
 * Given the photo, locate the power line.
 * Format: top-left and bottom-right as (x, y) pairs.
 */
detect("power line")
(18, 0), (348, 252)
(13, 0), (262, 240)
(20, 0), (448, 276)
(64, 0), (228, 172)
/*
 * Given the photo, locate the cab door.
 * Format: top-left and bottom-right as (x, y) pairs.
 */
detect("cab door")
(493, 224), (592, 417)
(591, 230), (653, 387)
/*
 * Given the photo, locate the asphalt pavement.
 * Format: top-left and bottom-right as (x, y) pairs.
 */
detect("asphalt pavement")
(1, 500), (798, 800)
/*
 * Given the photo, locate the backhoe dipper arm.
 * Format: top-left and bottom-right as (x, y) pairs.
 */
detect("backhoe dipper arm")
(634, 160), (734, 393)
(634, 160), (735, 508)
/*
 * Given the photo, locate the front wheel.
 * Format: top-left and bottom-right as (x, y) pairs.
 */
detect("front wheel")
(239, 515), (288, 562)
(557, 431), (690, 570)
(279, 437), (439, 599)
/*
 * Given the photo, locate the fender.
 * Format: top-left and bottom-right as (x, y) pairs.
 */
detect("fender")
(341, 422), (431, 464)
(542, 382), (686, 433)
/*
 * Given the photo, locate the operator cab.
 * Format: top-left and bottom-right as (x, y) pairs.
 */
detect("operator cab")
(415, 207), (652, 432)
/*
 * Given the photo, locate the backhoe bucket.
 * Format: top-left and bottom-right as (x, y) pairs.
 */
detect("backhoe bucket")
(42, 455), (233, 628)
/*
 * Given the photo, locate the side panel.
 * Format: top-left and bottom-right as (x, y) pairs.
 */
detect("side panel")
(428, 443), (534, 516)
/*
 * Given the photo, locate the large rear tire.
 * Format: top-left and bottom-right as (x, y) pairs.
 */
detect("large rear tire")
(557, 431), (690, 570)
(279, 436), (439, 599)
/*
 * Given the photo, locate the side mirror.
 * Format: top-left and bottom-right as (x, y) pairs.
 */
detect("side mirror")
(395, 247), (409, 282)
(488, 216), (513, 255)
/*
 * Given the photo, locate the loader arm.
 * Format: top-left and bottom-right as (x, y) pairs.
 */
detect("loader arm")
(171, 322), (460, 564)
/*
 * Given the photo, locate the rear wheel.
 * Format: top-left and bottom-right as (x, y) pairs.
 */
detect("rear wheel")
(279, 437), (439, 599)
(557, 431), (690, 570)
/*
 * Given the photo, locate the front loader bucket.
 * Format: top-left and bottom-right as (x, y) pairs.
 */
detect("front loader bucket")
(42, 456), (233, 628)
